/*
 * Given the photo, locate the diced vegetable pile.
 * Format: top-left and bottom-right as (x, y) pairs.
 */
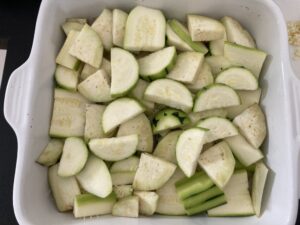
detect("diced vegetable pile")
(37, 5), (269, 219)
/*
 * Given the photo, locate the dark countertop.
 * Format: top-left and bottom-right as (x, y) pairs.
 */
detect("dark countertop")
(0, 1), (299, 225)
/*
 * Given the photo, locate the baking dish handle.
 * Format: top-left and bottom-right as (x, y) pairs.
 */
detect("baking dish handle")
(4, 61), (29, 132)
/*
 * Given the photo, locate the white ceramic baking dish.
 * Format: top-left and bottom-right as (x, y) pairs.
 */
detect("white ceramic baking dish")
(3, 0), (300, 224)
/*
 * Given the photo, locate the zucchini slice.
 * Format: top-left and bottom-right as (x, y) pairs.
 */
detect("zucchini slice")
(216, 67), (258, 90)
(112, 196), (139, 218)
(89, 134), (138, 161)
(111, 172), (136, 185)
(56, 30), (81, 70)
(152, 108), (190, 134)
(187, 108), (228, 128)
(224, 41), (267, 77)
(62, 21), (85, 36)
(193, 84), (241, 112)
(73, 193), (116, 218)
(186, 61), (214, 92)
(36, 139), (64, 167)
(84, 104), (111, 142)
(225, 134), (263, 167)
(139, 46), (177, 80)
(156, 169), (186, 215)
(111, 48), (139, 97)
(187, 15), (225, 41)
(91, 9), (113, 51)
(102, 98), (145, 133)
(252, 161), (269, 217)
(129, 79), (155, 110)
(55, 65), (80, 91)
(80, 58), (111, 81)
(110, 156), (140, 173)
(134, 191), (159, 215)
(166, 24), (193, 51)
(112, 9), (128, 47)
(48, 164), (81, 212)
(69, 24), (103, 68)
(167, 51), (204, 84)
(205, 55), (232, 75)
(153, 130), (182, 164)
(198, 141), (235, 189)
(78, 69), (112, 102)
(124, 6), (166, 51)
(226, 89), (261, 119)
(197, 117), (238, 143)
(49, 89), (88, 138)
(176, 128), (206, 177)
(209, 32), (227, 56)
(133, 153), (176, 191)
(76, 155), (112, 198)
(144, 79), (193, 113)
(114, 185), (133, 199)
(233, 103), (267, 148)
(117, 114), (153, 153)
(58, 137), (88, 177)
(221, 16), (256, 48)
(168, 19), (208, 54)
(208, 170), (255, 216)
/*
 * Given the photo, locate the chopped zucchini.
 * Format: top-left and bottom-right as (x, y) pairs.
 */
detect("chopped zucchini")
(197, 117), (238, 143)
(152, 108), (190, 134)
(153, 130), (182, 164)
(110, 156), (140, 173)
(208, 170), (255, 216)
(224, 41), (267, 77)
(134, 191), (159, 215)
(133, 153), (176, 191)
(58, 137), (88, 177)
(117, 114), (153, 153)
(48, 164), (81, 212)
(111, 48), (139, 97)
(36, 139), (64, 167)
(73, 193), (116, 218)
(233, 103), (267, 148)
(124, 6), (166, 51)
(193, 84), (241, 112)
(113, 185), (133, 199)
(112, 196), (139, 218)
(198, 141), (236, 189)
(187, 15), (225, 41)
(89, 134), (138, 161)
(176, 128), (206, 177)
(78, 69), (112, 102)
(186, 61), (214, 92)
(49, 89), (88, 138)
(225, 134), (263, 167)
(216, 67), (258, 90)
(139, 46), (177, 80)
(56, 30), (81, 70)
(221, 16), (256, 48)
(156, 169), (186, 215)
(76, 155), (112, 198)
(91, 9), (113, 51)
(112, 9), (128, 47)
(69, 24), (103, 68)
(226, 88), (262, 119)
(167, 51), (204, 84)
(144, 78), (193, 113)
(102, 98), (145, 133)
(168, 19), (208, 54)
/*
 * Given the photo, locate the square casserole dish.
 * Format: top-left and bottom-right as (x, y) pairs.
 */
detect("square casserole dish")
(3, 0), (300, 224)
